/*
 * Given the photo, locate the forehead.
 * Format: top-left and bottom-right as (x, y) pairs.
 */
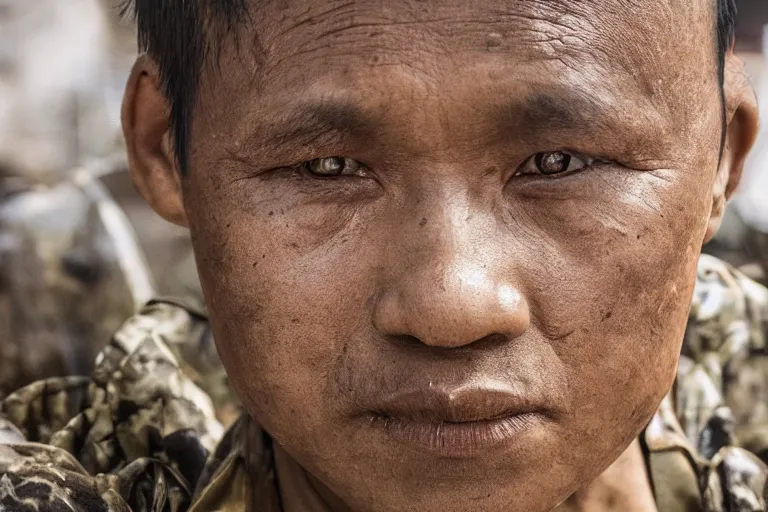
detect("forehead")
(201, 0), (720, 153)
(240, 0), (716, 81)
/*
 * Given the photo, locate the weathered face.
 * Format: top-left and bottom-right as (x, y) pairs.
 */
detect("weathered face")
(124, 1), (757, 510)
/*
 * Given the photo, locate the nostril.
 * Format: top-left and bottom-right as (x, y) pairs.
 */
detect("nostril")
(390, 334), (424, 348)
(389, 332), (510, 350)
(373, 278), (530, 349)
(472, 333), (509, 349)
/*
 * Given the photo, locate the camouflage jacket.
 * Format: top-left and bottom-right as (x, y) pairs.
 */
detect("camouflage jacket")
(0, 256), (767, 511)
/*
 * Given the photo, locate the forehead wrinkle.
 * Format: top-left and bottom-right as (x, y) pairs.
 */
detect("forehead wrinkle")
(204, 0), (722, 157)
(246, 0), (714, 87)
(246, 0), (716, 61)
(495, 0), (720, 133)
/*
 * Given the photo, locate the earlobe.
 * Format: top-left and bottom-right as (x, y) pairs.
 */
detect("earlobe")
(121, 55), (188, 227)
(704, 52), (760, 243)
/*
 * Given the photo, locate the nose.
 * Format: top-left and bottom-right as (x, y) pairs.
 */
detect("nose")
(373, 208), (530, 349)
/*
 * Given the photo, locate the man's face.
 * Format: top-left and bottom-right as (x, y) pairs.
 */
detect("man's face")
(179, 1), (722, 510)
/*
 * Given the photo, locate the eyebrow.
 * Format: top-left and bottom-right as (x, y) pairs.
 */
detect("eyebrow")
(258, 100), (379, 153)
(242, 84), (667, 160)
(488, 85), (669, 154)
(515, 93), (598, 129)
(492, 88), (631, 135)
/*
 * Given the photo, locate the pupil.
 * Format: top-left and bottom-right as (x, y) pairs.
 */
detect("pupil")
(309, 157), (344, 176)
(536, 152), (571, 175)
(323, 157), (343, 173)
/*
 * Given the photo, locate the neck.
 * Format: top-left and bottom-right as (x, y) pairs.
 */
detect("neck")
(274, 444), (349, 512)
(554, 439), (658, 512)
(272, 439), (657, 512)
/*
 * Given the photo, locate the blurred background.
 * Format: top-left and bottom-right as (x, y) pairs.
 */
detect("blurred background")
(0, 1), (766, 406)
(0, 0), (203, 400)
(709, 1), (768, 282)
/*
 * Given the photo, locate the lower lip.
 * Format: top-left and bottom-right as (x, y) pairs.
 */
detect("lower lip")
(369, 412), (546, 458)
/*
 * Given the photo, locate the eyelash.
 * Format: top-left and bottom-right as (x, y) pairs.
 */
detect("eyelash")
(279, 151), (604, 184)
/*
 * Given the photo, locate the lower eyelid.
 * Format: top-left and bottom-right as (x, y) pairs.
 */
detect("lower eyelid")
(291, 163), (372, 180)
(514, 161), (595, 180)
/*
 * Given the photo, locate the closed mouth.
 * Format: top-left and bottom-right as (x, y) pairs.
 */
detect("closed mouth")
(369, 411), (546, 458)
(364, 384), (550, 458)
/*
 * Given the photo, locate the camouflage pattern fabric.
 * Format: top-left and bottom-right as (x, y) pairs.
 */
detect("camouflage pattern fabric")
(645, 396), (767, 511)
(1, 257), (767, 511)
(0, 301), (223, 512)
(140, 297), (241, 427)
(680, 255), (768, 464)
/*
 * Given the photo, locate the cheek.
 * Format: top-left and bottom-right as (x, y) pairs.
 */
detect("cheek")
(183, 175), (384, 441)
(514, 169), (710, 424)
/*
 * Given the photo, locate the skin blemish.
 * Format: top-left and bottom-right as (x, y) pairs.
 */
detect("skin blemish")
(163, 1), (747, 510)
(485, 32), (503, 49)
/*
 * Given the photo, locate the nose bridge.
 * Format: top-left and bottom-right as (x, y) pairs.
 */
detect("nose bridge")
(375, 190), (529, 348)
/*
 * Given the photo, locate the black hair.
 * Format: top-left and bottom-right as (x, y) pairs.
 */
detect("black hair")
(122, 0), (738, 174)
(716, 0), (737, 158)
(121, 0), (249, 173)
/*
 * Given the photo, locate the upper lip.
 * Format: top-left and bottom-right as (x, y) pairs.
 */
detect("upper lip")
(369, 381), (545, 423)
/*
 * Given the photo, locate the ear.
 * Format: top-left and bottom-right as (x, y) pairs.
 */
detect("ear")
(121, 55), (188, 227)
(704, 52), (760, 243)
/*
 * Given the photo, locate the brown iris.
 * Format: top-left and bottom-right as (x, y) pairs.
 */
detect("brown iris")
(535, 152), (572, 175)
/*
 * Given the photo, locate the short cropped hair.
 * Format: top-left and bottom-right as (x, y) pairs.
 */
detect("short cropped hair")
(122, 0), (738, 174)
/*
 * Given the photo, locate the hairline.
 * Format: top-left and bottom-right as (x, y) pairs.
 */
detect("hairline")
(122, 0), (737, 174)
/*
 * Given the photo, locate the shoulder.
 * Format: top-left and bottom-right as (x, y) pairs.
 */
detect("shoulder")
(0, 442), (131, 512)
(646, 256), (768, 509)
(646, 396), (768, 512)
(0, 299), (225, 511)
(679, 255), (768, 462)
(688, 254), (768, 353)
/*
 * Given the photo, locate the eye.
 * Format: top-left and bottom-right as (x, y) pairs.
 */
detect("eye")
(517, 151), (592, 177)
(302, 157), (365, 177)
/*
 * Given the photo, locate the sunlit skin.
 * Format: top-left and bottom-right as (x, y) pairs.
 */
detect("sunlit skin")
(122, 1), (759, 510)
